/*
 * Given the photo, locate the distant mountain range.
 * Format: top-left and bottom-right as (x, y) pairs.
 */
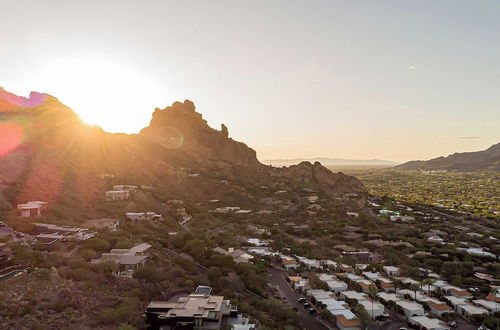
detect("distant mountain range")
(262, 157), (398, 167)
(396, 143), (500, 172)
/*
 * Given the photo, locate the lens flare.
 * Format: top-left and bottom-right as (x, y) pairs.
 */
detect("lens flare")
(0, 122), (23, 157)
(153, 126), (184, 149)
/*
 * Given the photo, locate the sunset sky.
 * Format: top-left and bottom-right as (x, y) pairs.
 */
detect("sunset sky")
(1, 0), (499, 162)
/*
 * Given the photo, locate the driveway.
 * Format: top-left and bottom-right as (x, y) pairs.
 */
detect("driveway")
(268, 267), (333, 330)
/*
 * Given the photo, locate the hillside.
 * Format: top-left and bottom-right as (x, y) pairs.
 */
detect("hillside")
(395, 143), (500, 172)
(0, 89), (366, 219)
(263, 157), (397, 167)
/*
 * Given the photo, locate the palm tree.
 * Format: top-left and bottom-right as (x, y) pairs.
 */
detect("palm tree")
(409, 283), (420, 300)
(368, 285), (378, 327)
(421, 278), (433, 296)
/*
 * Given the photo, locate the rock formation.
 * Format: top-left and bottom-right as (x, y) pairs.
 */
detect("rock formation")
(0, 90), (367, 207)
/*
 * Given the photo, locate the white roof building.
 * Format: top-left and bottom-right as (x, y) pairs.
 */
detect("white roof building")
(472, 299), (500, 314)
(456, 304), (489, 318)
(343, 273), (364, 282)
(357, 300), (385, 319)
(443, 296), (468, 310)
(409, 316), (450, 330)
(339, 290), (368, 302)
(383, 266), (400, 276)
(396, 300), (425, 317)
(377, 292), (401, 303)
(363, 271), (382, 281)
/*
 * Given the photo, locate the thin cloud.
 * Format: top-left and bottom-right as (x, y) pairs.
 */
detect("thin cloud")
(459, 136), (480, 139)
(409, 65), (417, 70)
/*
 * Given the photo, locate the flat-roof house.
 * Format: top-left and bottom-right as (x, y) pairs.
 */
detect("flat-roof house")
(396, 300), (425, 317)
(282, 258), (299, 269)
(427, 236), (444, 244)
(472, 299), (500, 314)
(82, 218), (119, 231)
(33, 223), (96, 241)
(326, 280), (349, 293)
(213, 247), (254, 264)
(425, 301), (453, 317)
(105, 190), (130, 201)
(34, 233), (64, 248)
(448, 287), (472, 299)
(443, 296), (468, 311)
(357, 299), (385, 319)
(377, 292), (401, 303)
(383, 266), (400, 277)
(113, 185), (139, 191)
(335, 314), (362, 330)
(92, 243), (151, 276)
(408, 316), (450, 330)
(126, 212), (163, 221)
(456, 303), (488, 319)
(17, 201), (47, 217)
(339, 264), (355, 273)
(363, 271), (382, 281)
(297, 256), (321, 269)
(317, 274), (347, 293)
(378, 278), (395, 292)
(339, 290), (368, 303)
(145, 286), (238, 329)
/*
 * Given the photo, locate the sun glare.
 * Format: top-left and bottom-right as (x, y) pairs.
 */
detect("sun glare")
(27, 56), (164, 133)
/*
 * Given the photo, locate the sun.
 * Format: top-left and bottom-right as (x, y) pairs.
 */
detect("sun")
(30, 56), (164, 133)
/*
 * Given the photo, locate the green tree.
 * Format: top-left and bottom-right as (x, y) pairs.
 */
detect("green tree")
(354, 303), (371, 329)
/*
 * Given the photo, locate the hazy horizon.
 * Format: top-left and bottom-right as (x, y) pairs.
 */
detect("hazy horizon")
(2, 0), (499, 162)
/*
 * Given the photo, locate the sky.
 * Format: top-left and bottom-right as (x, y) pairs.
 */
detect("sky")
(1, 0), (499, 162)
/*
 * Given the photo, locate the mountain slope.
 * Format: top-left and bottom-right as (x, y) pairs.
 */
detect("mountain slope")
(0, 90), (366, 217)
(395, 143), (500, 172)
(264, 157), (397, 167)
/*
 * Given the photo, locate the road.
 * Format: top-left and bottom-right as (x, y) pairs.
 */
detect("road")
(268, 267), (333, 330)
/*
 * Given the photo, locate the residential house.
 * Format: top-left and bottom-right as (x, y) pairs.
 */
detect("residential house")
(425, 301), (453, 317)
(357, 299), (385, 319)
(472, 299), (500, 314)
(92, 243), (151, 276)
(408, 316), (450, 330)
(33, 223), (96, 241)
(112, 185), (139, 191)
(396, 300), (425, 317)
(145, 286), (244, 329)
(105, 190), (130, 201)
(213, 247), (254, 264)
(82, 218), (119, 231)
(282, 258), (299, 270)
(125, 212), (163, 221)
(377, 278), (395, 292)
(377, 292), (401, 304)
(336, 314), (362, 330)
(389, 215), (415, 222)
(297, 256), (321, 269)
(339, 290), (368, 302)
(318, 274), (348, 293)
(427, 236), (444, 244)
(456, 303), (488, 319)
(383, 266), (400, 277)
(443, 296), (468, 311)
(339, 264), (355, 273)
(17, 201), (47, 217)
(357, 280), (375, 293)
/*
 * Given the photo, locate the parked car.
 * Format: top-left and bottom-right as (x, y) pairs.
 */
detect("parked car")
(298, 298), (306, 303)
(308, 308), (316, 314)
(303, 302), (311, 308)
(449, 321), (457, 328)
